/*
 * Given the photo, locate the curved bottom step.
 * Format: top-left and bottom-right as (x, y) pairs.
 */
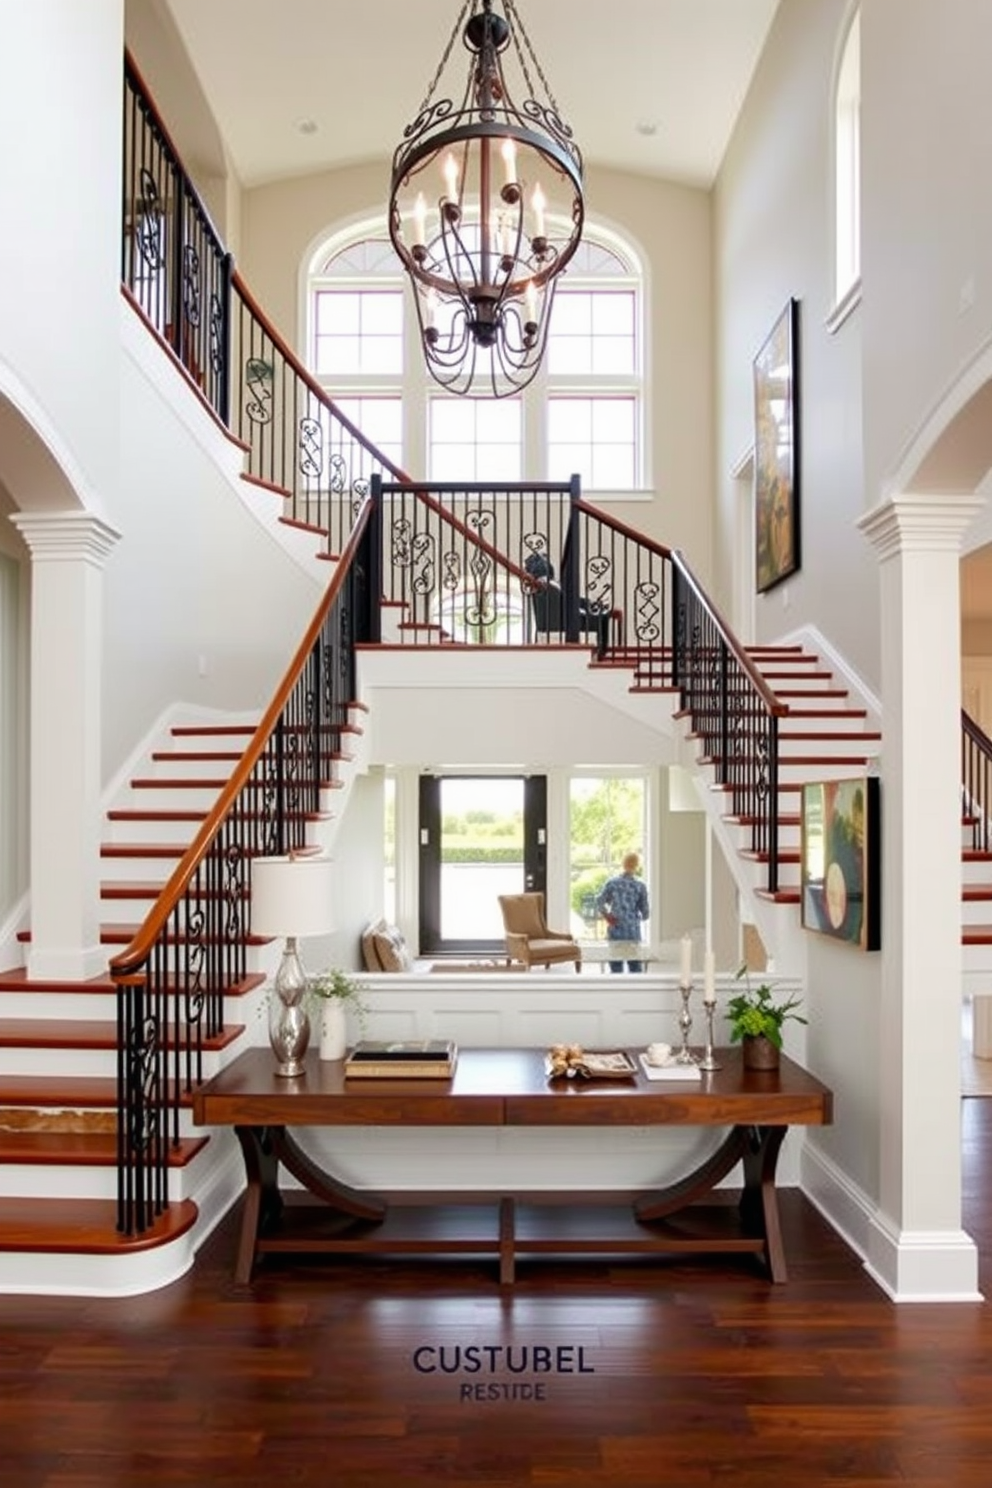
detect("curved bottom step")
(0, 1196), (198, 1253)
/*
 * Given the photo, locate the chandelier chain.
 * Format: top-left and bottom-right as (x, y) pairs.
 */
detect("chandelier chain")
(504, 0), (561, 117)
(416, 0), (473, 116)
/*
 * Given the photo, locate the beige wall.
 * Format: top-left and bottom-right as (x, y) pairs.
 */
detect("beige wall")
(713, 0), (881, 1200)
(237, 160), (715, 578)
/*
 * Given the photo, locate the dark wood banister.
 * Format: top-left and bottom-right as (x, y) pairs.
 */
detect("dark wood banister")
(572, 496), (787, 715)
(963, 708), (992, 755)
(231, 272), (411, 486)
(108, 502), (371, 981)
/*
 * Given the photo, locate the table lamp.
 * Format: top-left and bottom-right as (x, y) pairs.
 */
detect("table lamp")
(251, 852), (334, 1076)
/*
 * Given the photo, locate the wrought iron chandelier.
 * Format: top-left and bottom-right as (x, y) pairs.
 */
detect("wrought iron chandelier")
(389, 0), (585, 397)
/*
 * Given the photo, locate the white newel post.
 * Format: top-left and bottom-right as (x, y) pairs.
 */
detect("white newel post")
(11, 511), (121, 982)
(859, 493), (982, 1300)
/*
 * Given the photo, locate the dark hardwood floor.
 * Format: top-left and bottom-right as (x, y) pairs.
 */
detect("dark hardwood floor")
(3, 1102), (992, 1487)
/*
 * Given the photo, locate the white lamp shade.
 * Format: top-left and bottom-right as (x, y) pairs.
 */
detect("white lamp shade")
(251, 854), (334, 939)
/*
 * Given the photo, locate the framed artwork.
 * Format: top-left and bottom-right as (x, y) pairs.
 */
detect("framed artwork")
(800, 777), (880, 951)
(753, 298), (800, 593)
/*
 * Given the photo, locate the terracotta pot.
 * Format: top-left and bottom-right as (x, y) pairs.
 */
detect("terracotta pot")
(742, 1033), (780, 1071)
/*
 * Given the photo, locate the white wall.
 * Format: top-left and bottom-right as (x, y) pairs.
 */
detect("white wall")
(102, 304), (322, 778)
(0, 0), (123, 516)
(861, 0), (992, 501)
(714, 0), (878, 693)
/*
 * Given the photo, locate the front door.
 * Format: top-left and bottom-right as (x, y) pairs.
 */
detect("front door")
(418, 774), (547, 956)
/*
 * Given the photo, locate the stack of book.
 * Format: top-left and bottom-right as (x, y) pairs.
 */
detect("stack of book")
(344, 1039), (457, 1079)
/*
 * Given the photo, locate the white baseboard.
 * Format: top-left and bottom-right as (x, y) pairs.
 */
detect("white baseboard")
(802, 1139), (983, 1302)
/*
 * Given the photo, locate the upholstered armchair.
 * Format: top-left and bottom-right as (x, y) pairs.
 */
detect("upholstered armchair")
(498, 892), (582, 971)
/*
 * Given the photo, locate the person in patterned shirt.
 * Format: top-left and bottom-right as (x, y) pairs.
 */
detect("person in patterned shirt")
(595, 852), (650, 972)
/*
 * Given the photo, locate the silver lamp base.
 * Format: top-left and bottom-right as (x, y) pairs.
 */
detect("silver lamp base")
(268, 935), (311, 1077)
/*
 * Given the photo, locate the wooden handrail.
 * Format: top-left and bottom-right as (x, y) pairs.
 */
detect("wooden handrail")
(123, 50), (225, 253)
(381, 479), (575, 590)
(231, 271), (412, 486)
(573, 495), (785, 716)
(963, 707), (992, 754)
(108, 499), (371, 980)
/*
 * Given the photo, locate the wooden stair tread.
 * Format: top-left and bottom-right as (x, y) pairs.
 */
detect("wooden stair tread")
(776, 731), (882, 742)
(726, 813), (801, 827)
(755, 888), (801, 905)
(0, 1075), (121, 1107)
(129, 777), (231, 790)
(18, 924), (271, 947)
(0, 1074), (197, 1107)
(0, 1131), (208, 1166)
(106, 808), (208, 822)
(0, 1019), (244, 1050)
(0, 1196), (198, 1253)
(0, 970), (265, 997)
(171, 724), (256, 737)
(150, 750), (242, 763)
(99, 880), (249, 900)
(100, 842), (186, 859)
(739, 849), (801, 863)
(963, 926), (992, 944)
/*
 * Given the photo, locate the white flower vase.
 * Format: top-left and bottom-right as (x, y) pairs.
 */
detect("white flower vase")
(318, 998), (348, 1061)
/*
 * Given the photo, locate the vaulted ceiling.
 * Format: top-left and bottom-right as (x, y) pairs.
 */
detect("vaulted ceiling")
(161, 0), (782, 189)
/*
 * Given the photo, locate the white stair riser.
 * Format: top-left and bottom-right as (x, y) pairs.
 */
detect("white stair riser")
(149, 756), (240, 781)
(778, 720), (879, 740)
(0, 1150), (211, 1203)
(0, 1045), (226, 1079)
(98, 856), (184, 884)
(123, 784), (226, 812)
(775, 760), (874, 785)
(106, 815), (205, 845)
(961, 900), (992, 927)
(963, 858), (992, 885)
(0, 992), (115, 1019)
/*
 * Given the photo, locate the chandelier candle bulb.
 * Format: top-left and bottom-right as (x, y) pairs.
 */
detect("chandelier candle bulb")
(413, 192), (427, 248)
(388, 0), (584, 395)
(524, 279), (538, 328)
(443, 152), (459, 202)
(680, 934), (693, 987)
(531, 182), (547, 241)
(502, 138), (517, 186)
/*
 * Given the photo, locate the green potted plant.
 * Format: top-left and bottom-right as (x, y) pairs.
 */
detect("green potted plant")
(308, 968), (368, 1061)
(725, 965), (806, 1070)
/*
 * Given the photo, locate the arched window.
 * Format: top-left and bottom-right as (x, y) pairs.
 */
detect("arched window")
(832, 7), (861, 322)
(306, 220), (647, 491)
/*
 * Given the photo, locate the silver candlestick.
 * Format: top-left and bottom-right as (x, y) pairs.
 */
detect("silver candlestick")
(698, 998), (721, 1071)
(675, 981), (697, 1064)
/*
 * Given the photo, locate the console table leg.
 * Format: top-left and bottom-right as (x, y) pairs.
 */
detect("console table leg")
(499, 1196), (516, 1286)
(233, 1125), (283, 1284)
(739, 1125), (788, 1283)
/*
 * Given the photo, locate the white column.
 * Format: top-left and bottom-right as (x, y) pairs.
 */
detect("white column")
(858, 493), (982, 1299)
(11, 511), (120, 981)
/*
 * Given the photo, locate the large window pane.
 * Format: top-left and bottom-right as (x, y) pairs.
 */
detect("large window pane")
(569, 777), (647, 940)
(548, 397), (637, 490)
(334, 398), (403, 469)
(314, 289), (403, 375)
(429, 397), (521, 482)
(547, 289), (635, 376)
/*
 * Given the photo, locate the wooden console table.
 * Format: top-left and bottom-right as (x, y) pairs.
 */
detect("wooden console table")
(192, 1046), (833, 1285)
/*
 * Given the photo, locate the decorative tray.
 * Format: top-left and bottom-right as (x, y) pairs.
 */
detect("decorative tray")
(545, 1047), (638, 1081)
